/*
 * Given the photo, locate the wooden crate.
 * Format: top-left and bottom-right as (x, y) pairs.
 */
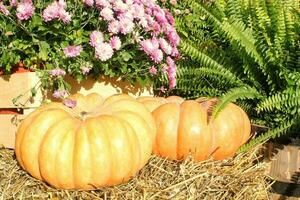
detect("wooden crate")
(0, 72), (153, 149)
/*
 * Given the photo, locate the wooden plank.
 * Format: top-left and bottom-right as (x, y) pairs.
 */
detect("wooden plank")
(0, 72), (153, 109)
(0, 114), (26, 149)
(0, 72), (42, 108)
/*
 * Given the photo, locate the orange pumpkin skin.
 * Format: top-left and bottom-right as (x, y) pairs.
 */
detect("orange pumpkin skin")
(15, 93), (156, 190)
(138, 96), (251, 161)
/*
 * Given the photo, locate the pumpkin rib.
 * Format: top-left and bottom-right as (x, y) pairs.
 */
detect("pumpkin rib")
(84, 118), (112, 188)
(38, 115), (76, 187)
(53, 118), (79, 189)
(21, 109), (71, 180)
(112, 112), (146, 169)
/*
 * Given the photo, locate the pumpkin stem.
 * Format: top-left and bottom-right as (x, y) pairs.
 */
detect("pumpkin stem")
(80, 111), (89, 120)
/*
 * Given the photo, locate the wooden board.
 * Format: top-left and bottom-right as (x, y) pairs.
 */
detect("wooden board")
(0, 72), (153, 149)
(0, 72), (42, 108)
(0, 114), (26, 148)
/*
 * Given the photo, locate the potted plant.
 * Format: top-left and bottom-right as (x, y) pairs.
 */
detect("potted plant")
(171, 0), (300, 197)
(0, 0), (180, 100)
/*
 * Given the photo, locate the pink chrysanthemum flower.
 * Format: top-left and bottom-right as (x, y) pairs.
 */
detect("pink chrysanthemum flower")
(109, 36), (122, 50)
(16, 1), (35, 21)
(95, 43), (114, 61)
(150, 49), (163, 63)
(119, 17), (134, 34)
(84, 0), (94, 7)
(0, 3), (10, 16)
(95, 0), (111, 9)
(42, 0), (71, 24)
(149, 66), (157, 75)
(49, 69), (66, 76)
(63, 45), (83, 58)
(10, 0), (17, 7)
(140, 39), (156, 55)
(53, 89), (68, 99)
(63, 99), (77, 108)
(108, 20), (120, 34)
(89, 31), (104, 47)
(161, 64), (168, 74)
(100, 7), (114, 21)
(159, 38), (172, 55)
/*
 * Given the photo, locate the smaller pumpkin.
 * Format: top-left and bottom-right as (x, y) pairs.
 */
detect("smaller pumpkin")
(15, 93), (156, 190)
(137, 96), (251, 161)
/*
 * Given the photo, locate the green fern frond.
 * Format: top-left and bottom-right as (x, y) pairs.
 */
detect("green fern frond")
(256, 89), (300, 113)
(177, 67), (243, 88)
(212, 86), (262, 119)
(187, 0), (223, 28)
(222, 19), (265, 67)
(238, 118), (296, 152)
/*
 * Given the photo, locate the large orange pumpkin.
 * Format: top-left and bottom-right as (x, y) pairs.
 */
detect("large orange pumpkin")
(137, 96), (251, 161)
(15, 93), (156, 190)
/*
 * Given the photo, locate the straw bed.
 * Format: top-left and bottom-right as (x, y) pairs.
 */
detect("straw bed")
(0, 147), (271, 199)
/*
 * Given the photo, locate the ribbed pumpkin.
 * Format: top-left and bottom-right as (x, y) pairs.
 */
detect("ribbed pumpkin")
(15, 93), (156, 190)
(137, 96), (251, 161)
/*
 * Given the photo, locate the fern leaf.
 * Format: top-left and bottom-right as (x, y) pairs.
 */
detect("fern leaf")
(238, 118), (296, 153)
(212, 86), (262, 119)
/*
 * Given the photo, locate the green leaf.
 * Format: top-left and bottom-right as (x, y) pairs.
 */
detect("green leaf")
(38, 41), (50, 61)
(120, 52), (132, 62)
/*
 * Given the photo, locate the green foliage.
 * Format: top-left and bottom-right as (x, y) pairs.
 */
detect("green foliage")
(173, 0), (300, 151)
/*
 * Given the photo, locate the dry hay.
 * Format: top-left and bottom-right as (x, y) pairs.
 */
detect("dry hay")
(0, 147), (271, 200)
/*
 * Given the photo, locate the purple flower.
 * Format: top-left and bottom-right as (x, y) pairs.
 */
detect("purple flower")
(119, 17), (135, 34)
(167, 28), (180, 46)
(108, 20), (120, 34)
(89, 31), (104, 47)
(150, 49), (163, 63)
(49, 69), (66, 77)
(63, 45), (83, 58)
(81, 66), (92, 75)
(149, 66), (157, 75)
(164, 9), (175, 25)
(84, 0), (94, 6)
(10, 0), (17, 7)
(161, 64), (168, 74)
(16, 1), (35, 21)
(0, 3), (10, 16)
(63, 99), (77, 108)
(53, 90), (68, 99)
(100, 7), (114, 21)
(159, 38), (172, 55)
(109, 36), (122, 50)
(95, 43), (114, 61)
(42, 0), (71, 24)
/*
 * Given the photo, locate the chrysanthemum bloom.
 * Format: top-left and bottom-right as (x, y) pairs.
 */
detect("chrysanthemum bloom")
(159, 38), (172, 55)
(108, 20), (120, 34)
(119, 17), (135, 34)
(89, 31), (104, 47)
(84, 0), (94, 7)
(53, 89), (68, 99)
(0, 3), (10, 16)
(95, 43), (114, 61)
(150, 49), (163, 63)
(16, 1), (35, 21)
(63, 45), (83, 58)
(109, 36), (122, 50)
(149, 66), (157, 75)
(81, 66), (92, 75)
(49, 69), (66, 76)
(100, 7), (114, 21)
(42, 0), (71, 23)
(140, 39), (157, 55)
(63, 99), (77, 108)
(10, 0), (17, 7)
